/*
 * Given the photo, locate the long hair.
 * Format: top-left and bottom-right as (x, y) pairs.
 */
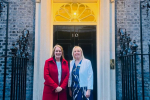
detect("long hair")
(72, 46), (85, 60)
(51, 44), (65, 59)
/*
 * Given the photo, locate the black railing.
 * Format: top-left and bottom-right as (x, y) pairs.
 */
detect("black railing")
(120, 51), (150, 100)
(0, 0), (30, 100)
(119, 28), (150, 100)
(0, 56), (28, 100)
(0, 1), (9, 99)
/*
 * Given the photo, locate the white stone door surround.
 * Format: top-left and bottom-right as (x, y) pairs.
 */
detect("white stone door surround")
(33, 0), (116, 100)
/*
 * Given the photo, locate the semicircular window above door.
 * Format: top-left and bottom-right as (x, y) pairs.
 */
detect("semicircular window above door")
(54, 3), (96, 22)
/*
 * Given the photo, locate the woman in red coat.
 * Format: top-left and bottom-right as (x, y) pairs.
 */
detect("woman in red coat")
(42, 45), (69, 100)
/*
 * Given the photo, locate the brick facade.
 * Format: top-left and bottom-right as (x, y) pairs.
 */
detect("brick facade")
(116, 0), (150, 100)
(0, 0), (35, 100)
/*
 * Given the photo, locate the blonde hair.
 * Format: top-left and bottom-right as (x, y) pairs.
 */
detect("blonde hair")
(51, 44), (65, 59)
(72, 46), (85, 60)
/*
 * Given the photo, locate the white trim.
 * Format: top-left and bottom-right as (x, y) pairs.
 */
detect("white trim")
(33, 0), (52, 99)
(110, 1), (116, 100)
(98, 0), (111, 99)
(33, 2), (41, 100)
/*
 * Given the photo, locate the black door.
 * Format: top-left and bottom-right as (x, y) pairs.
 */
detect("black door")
(53, 25), (97, 100)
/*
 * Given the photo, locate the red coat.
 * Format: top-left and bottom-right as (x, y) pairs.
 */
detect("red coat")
(42, 57), (69, 100)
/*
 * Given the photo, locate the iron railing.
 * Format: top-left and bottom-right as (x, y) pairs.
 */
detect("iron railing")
(119, 28), (150, 100)
(1, 28), (30, 100)
(120, 49), (150, 100)
(0, 0), (10, 100)
(0, 56), (28, 100)
(0, 0), (30, 100)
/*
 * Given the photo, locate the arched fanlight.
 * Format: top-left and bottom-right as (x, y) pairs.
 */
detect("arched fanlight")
(54, 3), (96, 22)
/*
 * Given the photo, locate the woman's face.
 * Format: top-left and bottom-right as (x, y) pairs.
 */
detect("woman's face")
(73, 47), (82, 60)
(54, 46), (62, 59)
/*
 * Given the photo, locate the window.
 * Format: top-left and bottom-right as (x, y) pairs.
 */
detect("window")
(54, 3), (96, 22)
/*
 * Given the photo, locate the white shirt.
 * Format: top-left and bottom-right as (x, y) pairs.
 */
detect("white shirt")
(56, 61), (61, 84)
(68, 58), (93, 89)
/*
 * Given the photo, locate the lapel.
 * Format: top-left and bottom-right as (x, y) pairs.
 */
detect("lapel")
(47, 57), (67, 85)
(71, 60), (75, 66)
(70, 60), (75, 71)
(80, 58), (85, 69)
(47, 57), (56, 64)
(47, 57), (59, 84)
(70, 59), (85, 73)
(61, 58), (67, 71)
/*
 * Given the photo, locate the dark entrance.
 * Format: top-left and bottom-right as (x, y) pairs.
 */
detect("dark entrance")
(53, 25), (97, 100)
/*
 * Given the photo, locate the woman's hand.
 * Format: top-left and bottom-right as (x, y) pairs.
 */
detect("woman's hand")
(85, 89), (91, 98)
(69, 88), (72, 97)
(55, 86), (62, 93)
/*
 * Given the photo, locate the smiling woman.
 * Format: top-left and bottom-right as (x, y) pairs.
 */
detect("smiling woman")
(54, 47), (63, 61)
(68, 46), (93, 100)
(42, 45), (69, 100)
(51, 45), (65, 61)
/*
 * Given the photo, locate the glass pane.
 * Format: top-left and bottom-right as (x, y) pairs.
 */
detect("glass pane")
(71, 18), (79, 22)
(59, 8), (70, 19)
(78, 4), (85, 17)
(65, 4), (71, 15)
(81, 15), (95, 21)
(72, 3), (78, 11)
(55, 15), (70, 21)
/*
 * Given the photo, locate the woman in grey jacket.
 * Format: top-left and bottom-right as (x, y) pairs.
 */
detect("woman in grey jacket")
(68, 46), (93, 100)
